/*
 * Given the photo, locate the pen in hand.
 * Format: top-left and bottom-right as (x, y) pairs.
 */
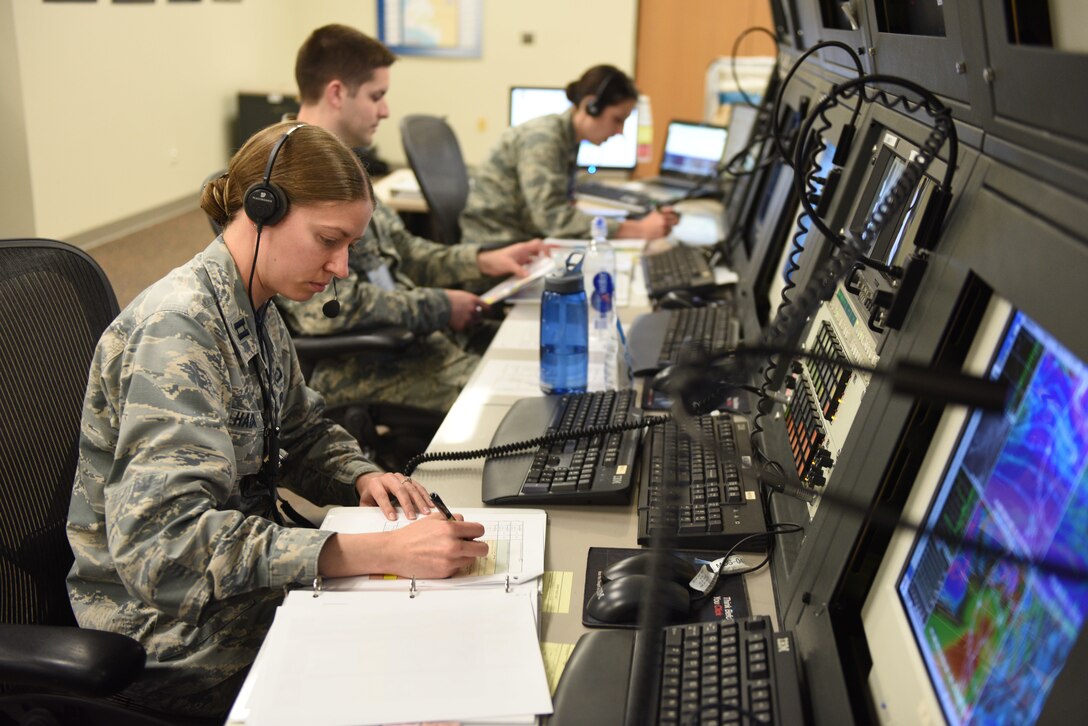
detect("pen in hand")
(429, 492), (456, 521)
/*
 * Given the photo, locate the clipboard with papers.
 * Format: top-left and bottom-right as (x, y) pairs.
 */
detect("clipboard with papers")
(479, 255), (556, 306)
(231, 507), (552, 726)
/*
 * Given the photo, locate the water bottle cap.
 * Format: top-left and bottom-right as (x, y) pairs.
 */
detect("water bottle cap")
(545, 251), (586, 294)
(591, 216), (607, 239)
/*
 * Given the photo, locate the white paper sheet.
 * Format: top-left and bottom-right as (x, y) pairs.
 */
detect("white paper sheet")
(246, 590), (552, 726)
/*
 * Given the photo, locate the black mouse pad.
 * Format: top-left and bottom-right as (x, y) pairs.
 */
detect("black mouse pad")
(582, 547), (751, 629)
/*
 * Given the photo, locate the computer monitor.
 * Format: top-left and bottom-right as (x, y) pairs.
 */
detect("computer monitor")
(766, 141), (838, 314)
(721, 104), (761, 172)
(659, 121), (729, 177)
(508, 86), (569, 127)
(863, 298), (1088, 725)
(847, 139), (938, 264)
(507, 85), (639, 171)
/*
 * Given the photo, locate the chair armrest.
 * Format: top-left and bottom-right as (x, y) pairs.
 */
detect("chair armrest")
(0, 624), (145, 696)
(292, 326), (416, 360)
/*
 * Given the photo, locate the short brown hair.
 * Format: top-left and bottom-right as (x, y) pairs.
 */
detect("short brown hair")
(295, 24), (397, 104)
(201, 121), (373, 227)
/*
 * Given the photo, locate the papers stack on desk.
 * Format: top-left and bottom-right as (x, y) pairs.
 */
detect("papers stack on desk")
(500, 238), (642, 307)
(479, 256), (556, 306)
(384, 168), (423, 199)
(247, 590), (549, 726)
(319, 506), (546, 595)
(239, 507), (552, 726)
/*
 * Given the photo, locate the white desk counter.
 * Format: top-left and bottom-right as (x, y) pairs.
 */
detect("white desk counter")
(232, 233), (775, 724)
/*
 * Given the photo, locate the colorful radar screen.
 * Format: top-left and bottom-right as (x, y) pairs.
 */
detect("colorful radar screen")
(898, 310), (1088, 725)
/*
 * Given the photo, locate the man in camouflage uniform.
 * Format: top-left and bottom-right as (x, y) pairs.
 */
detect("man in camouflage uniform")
(280, 201), (515, 411)
(279, 25), (545, 413)
(460, 66), (678, 247)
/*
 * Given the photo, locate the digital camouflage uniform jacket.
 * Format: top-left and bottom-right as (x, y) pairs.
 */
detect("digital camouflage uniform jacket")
(278, 202), (481, 337)
(67, 238), (380, 698)
(460, 107), (622, 246)
(277, 202), (488, 411)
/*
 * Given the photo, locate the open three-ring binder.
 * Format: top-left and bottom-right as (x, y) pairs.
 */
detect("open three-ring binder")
(234, 507), (552, 726)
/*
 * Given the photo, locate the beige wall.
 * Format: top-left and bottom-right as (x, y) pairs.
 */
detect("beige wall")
(6, 0), (636, 244)
(1, 1), (35, 238)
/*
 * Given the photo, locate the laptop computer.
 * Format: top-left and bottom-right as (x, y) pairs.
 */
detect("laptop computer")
(638, 120), (729, 201)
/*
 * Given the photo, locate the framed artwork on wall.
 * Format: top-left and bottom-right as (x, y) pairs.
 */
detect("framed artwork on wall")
(377, 0), (483, 58)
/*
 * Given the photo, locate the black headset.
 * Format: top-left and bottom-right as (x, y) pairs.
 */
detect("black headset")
(244, 124), (305, 228)
(585, 69), (622, 117)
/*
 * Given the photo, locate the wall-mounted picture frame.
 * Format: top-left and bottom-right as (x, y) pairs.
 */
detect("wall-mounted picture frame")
(377, 0), (483, 59)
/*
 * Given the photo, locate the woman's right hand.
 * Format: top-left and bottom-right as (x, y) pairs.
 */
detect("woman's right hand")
(319, 513), (489, 580)
(381, 513), (489, 579)
(617, 208), (680, 240)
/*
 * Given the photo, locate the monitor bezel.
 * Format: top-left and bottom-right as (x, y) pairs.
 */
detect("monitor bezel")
(658, 119), (730, 179)
(506, 85), (639, 171)
(861, 295), (1014, 723)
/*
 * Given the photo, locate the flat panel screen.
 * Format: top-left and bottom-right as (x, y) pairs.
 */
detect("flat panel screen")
(508, 86), (638, 171)
(660, 121), (729, 177)
(864, 298), (1088, 725)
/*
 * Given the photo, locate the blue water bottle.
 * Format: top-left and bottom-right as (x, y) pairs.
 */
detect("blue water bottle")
(540, 253), (588, 394)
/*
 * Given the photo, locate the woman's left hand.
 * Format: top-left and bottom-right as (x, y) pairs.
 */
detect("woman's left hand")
(355, 471), (433, 520)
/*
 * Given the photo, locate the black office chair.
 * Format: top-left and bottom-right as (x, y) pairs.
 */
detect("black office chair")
(399, 114), (470, 246)
(0, 239), (169, 725)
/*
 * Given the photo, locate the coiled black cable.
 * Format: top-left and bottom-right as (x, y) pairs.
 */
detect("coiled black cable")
(793, 74), (958, 248)
(750, 107), (836, 452)
(728, 26), (780, 109)
(403, 411), (670, 476)
(770, 41), (865, 168)
(708, 75), (957, 461)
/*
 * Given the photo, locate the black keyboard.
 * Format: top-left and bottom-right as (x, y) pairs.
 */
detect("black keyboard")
(643, 245), (717, 298)
(659, 306), (740, 370)
(628, 305), (741, 376)
(481, 390), (641, 505)
(551, 616), (806, 726)
(638, 414), (768, 550)
(575, 181), (654, 213)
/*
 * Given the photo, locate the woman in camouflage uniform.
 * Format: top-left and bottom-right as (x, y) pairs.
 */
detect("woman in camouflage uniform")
(67, 122), (488, 720)
(461, 64), (680, 246)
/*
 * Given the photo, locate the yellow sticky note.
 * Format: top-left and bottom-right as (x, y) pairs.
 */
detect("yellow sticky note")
(540, 642), (576, 695)
(542, 570), (574, 614)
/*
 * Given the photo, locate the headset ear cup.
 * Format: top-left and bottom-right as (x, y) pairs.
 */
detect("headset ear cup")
(244, 181), (289, 226)
(585, 69), (619, 118)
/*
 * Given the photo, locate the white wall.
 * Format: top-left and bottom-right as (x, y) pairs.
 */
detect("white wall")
(6, 0), (637, 243)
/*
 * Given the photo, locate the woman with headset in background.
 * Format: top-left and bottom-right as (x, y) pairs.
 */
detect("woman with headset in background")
(66, 121), (488, 720)
(460, 64), (680, 246)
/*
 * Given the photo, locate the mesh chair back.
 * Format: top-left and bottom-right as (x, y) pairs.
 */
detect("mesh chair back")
(0, 240), (119, 628)
(400, 115), (469, 246)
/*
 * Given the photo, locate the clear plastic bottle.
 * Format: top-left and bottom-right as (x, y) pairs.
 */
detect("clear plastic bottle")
(540, 253), (588, 394)
(584, 216), (617, 391)
(636, 94), (654, 164)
